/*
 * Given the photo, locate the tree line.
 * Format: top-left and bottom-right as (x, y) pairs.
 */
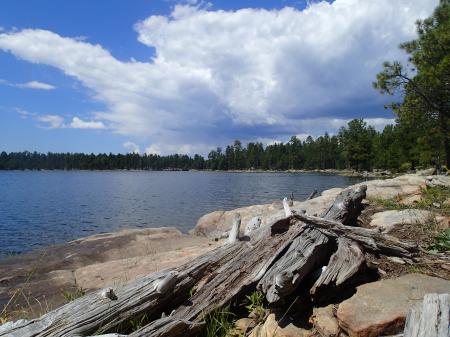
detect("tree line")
(1, 1), (448, 172)
(0, 151), (206, 171)
(0, 117), (444, 172)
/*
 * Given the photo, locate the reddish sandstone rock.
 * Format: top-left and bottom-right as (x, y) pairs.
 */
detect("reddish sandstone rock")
(311, 305), (340, 337)
(337, 273), (450, 337)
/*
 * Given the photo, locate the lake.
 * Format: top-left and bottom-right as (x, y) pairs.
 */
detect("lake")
(0, 171), (364, 259)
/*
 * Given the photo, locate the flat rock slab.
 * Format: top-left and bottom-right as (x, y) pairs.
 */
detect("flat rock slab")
(337, 273), (450, 337)
(74, 244), (216, 289)
(369, 209), (434, 233)
(0, 227), (218, 319)
(357, 174), (427, 200)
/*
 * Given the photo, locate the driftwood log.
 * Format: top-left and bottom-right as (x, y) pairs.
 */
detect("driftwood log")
(403, 293), (449, 337)
(0, 185), (420, 337)
(293, 213), (418, 257)
(306, 189), (317, 200)
(310, 237), (366, 297)
(256, 187), (365, 304)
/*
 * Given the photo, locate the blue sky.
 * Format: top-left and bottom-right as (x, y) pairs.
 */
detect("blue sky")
(0, 0), (438, 155)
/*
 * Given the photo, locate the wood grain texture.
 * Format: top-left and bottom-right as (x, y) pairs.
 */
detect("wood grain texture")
(131, 217), (303, 337)
(257, 227), (329, 303)
(293, 213), (418, 257)
(320, 185), (367, 226)
(404, 293), (449, 337)
(310, 237), (366, 296)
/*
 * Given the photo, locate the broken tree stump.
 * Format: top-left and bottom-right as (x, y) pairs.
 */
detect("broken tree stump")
(310, 237), (367, 300)
(257, 227), (330, 303)
(320, 185), (367, 226)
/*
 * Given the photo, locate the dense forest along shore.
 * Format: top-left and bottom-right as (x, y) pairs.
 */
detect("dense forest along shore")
(1, 116), (449, 173)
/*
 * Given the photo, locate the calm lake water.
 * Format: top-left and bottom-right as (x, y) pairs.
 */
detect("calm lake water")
(0, 171), (364, 259)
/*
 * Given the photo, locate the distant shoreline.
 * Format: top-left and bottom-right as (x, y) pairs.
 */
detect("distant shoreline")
(0, 168), (393, 178)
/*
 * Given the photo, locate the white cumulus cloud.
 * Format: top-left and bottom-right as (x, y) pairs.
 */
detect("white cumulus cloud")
(0, 0), (437, 153)
(123, 141), (141, 154)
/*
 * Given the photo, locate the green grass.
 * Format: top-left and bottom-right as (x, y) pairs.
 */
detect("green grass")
(0, 251), (50, 322)
(370, 196), (406, 210)
(428, 228), (450, 253)
(204, 305), (236, 337)
(0, 313), (9, 325)
(370, 186), (450, 214)
(407, 265), (421, 273)
(188, 286), (196, 298)
(129, 313), (148, 332)
(416, 186), (450, 211)
(62, 286), (86, 302)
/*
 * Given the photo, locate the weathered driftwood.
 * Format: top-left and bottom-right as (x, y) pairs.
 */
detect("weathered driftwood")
(87, 334), (127, 337)
(131, 218), (304, 337)
(134, 187), (370, 335)
(130, 317), (203, 337)
(257, 187), (369, 304)
(227, 213), (241, 244)
(403, 293), (449, 337)
(283, 197), (293, 217)
(320, 185), (367, 226)
(293, 213), (418, 257)
(244, 216), (262, 236)
(257, 227), (330, 303)
(306, 189), (318, 200)
(310, 237), (366, 296)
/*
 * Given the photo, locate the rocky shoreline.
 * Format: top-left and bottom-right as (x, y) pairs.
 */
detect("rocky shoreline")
(199, 168), (396, 179)
(0, 173), (449, 336)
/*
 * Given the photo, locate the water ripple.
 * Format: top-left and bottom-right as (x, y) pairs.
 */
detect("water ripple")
(0, 171), (362, 259)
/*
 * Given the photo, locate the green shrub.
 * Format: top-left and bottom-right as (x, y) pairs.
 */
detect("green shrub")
(245, 291), (265, 319)
(428, 229), (450, 253)
(399, 162), (412, 172)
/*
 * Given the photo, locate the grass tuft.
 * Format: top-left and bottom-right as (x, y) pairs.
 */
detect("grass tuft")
(244, 291), (265, 320)
(62, 286), (86, 303)
(204, 304), (236, 337)
(129, 313), (148, 332)
(0, 313), (9, 325)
